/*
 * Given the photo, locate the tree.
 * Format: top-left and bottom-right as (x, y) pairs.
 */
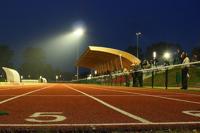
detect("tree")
(0, 44), (14, 81)
(191, 47), (200, 61)
(0, 45), (14, 68)
(145, 42), (181, 63)
(20, 47), (47, 79)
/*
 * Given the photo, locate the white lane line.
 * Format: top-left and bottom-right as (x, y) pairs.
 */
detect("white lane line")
(0, 85), (54, 105)
(0, 94), (136, 97)
(0, 121), (200, 127)
(0, 94), (194, 97)
(86, 86), (200, 105)
(64, 85), (151, 123)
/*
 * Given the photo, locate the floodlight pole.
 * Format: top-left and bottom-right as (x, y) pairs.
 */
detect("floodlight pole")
(76, 44), (79, 80)
(73, 26), (85, 81)
(76, 66), (79, 80)
(152, 51), (156, 88)
(136, 32), (141, 58)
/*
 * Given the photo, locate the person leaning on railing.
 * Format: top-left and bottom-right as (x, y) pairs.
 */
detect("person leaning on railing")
(123, 68), (130, 87)
(181, 52), (190, 90)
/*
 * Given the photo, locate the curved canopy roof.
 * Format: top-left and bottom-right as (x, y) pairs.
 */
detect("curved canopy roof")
(2, 67), (20, 83)
(76, 46), (140, 74)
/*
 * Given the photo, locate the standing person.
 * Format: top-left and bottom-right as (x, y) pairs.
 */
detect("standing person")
(173, 48), (182, 64)
(181, 52), (190, 90)
(131, 63), (143, 87)
(131, 64), (138, 87)
(137, 64), (143, 87)
(123, 68), (130, 87)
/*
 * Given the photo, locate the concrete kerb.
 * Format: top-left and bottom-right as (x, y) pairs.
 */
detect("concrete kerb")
(143, 86), (200, 91)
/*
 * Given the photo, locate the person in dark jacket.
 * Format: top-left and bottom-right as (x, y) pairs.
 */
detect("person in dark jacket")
(131, 63), (144, 87)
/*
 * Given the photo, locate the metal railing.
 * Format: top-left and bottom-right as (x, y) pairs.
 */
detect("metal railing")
(73, 61), (200, 90)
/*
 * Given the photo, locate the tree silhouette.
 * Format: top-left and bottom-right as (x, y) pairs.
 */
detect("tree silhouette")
(20, 47), (47, 79)
(0, 44), (14, 81)
(192, 46), (200, 61)
(125, 45), (143, 60)
(0, 44), (14, 68)
(145, 42), (181, 63)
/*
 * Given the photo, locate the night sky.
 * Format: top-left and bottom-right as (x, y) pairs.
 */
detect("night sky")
(0, 0), (200, 71)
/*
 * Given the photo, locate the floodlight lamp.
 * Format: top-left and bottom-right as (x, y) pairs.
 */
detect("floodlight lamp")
(136, 32), (141, 36)
(163, 52), (170, 60)
(94, 70), (97, 75)
(73, 27), (85, 37)
(153, 51), (157, 58)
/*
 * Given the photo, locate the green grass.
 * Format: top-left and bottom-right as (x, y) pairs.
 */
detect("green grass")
(143, 67), (200, 87)
(0, 78), (5, 82)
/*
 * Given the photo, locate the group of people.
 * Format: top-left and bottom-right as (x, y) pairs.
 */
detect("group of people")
(131, 59), (150, 87)
(130, 48), (192, 90)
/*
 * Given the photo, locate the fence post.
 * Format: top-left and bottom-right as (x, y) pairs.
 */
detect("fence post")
(152, 71), (154, 88)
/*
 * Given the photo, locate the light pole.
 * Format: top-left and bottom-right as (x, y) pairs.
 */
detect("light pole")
(152, 51), (157, 88)
(163, 52), (171, 89)
(136, 32), (141, 58)
(73, 26), (85, 80)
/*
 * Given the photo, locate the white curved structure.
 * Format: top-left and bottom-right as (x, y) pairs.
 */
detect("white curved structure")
(2, 67), (21, 83)
(42, 78), (47, 83)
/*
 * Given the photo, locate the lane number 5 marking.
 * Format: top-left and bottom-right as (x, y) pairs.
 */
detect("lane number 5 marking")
(182, 110), (200, 118)
(25, 112), (66, 123)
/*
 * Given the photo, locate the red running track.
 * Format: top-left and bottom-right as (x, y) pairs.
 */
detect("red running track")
(0, 83), (200, 130)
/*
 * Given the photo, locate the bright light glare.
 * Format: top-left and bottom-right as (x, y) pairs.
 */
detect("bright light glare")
(136, 32), (141, 36)
(73, 27), (85, 37)
(163, 52), (171, 59)
(94, 70), (97, 75)
(153, 51), (157, 58)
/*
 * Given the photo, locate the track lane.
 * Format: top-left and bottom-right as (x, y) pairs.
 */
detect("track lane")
(82, 84), (200, 103)
(1, 83), (200, 129)
(0, 85), (49, 104)
(0, 84), (141, 124)
(69, 84), (200, 122)
(0, 85), (54, 105)
(65, 84), (151, 123)
(85, 84), (200, 96)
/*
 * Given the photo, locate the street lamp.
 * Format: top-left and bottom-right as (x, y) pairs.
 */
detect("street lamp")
(163, 52), (170, 60)
(152, 51), (157, 88)
(152, 51), (157, 66)
(163, 52), (171, 89)
(163, 52), (171, 66)
(73, 26), (85, 80)
(136, 32), (142, 58)
(153, 51), (157, 59)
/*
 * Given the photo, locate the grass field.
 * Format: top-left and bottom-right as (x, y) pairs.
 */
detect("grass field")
(143, 66), (200, 87)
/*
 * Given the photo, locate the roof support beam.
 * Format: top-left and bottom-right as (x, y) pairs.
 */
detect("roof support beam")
(119, 54), (124, 70)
